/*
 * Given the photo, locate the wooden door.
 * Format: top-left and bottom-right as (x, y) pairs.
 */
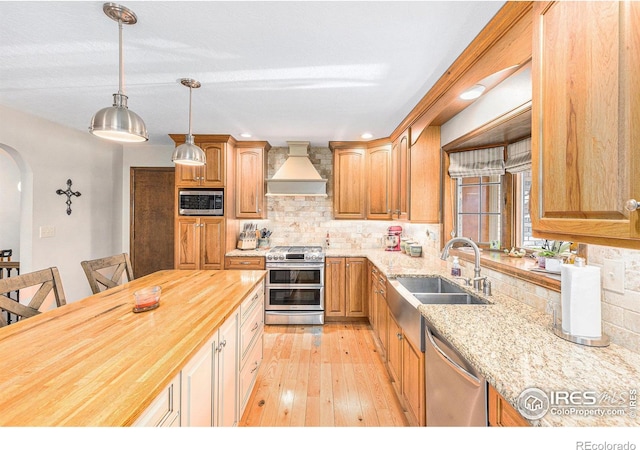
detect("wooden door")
(201, 217), (225, 270)
(324, 257), (346, 317)
(333, 148), (366, 219)
(402, 336), (425, 426)
(175, 217), (199, 269)
(531, 1), (640, 247)
(200, 141), (226, 187)
(392, 129), (410, 220)
(387, 312), (402, 385)
(236, 146), (265, 218)
(366, 145), (392, 220)
(345, 257), (367, 317)
(130, 167), (175, 278)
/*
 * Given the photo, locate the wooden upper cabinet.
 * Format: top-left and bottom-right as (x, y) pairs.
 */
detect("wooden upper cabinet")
(409, 126), (441, 223)
(366, 144), (392, 220)
(531, 1), (640, 248)
(332, 146), (367, 219)
(170, 135), (235, 187)
(235, 142), (270, 219)
(391, 129), (410, 220)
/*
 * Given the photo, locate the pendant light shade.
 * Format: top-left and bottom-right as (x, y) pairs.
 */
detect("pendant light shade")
(172, 78), (206, 166)
(90, 3), (148, 143)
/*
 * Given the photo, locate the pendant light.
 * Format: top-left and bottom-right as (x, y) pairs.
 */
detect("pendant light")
(89, 3), (148, 143)
(172, 78), (206, 166)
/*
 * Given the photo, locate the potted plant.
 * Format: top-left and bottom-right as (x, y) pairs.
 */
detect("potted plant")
(534, 240), (571, 271)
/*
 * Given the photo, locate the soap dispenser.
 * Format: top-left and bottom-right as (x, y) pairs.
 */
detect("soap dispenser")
(451, 256), (461, 277)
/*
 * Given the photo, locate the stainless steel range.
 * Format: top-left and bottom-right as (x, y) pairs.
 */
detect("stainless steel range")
(265, 246), (325, 325)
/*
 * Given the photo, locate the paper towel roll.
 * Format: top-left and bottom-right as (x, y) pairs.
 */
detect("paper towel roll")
(561, 263), (602, 338)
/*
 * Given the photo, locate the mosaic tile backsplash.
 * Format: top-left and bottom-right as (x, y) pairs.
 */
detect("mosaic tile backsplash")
(238, 145), (640, 354)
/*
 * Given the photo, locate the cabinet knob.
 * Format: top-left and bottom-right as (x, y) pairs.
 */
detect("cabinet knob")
(625, 199), (639, 212)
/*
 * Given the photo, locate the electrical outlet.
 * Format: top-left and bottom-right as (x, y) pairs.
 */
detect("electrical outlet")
(39, 225), (55, 238)
(603, 258), (625, 294)
(356, 224), (363, 234)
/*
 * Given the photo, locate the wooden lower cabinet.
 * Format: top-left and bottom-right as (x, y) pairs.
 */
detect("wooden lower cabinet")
(224, 256), (265, 270)
(375, 273), (389, 356)
(488, 384), (530, 427)
(175, 217), (225, 270)
(324, 257), (367, 320)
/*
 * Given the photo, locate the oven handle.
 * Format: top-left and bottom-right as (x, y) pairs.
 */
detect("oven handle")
(266, 262), (325, 269)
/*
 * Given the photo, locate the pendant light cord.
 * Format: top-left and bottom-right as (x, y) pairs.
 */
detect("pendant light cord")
(188, 86), (193, 136)
(118, 19), (125, 96)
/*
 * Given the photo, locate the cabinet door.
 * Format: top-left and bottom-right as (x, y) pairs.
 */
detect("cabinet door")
(333, 148), (366, 219)
(134, 373), (181, 427)
(214, 311), (238, 427)
(324, 257), (346, 317)
(368, 263), (377, 327)
(391, 129), (410, 220)
(175, 164), (201, 186)
(236, 146), (265, 218)
(366, 145), (392, 220)
(345, 257), (367, 317)
(488, 385), (529, 427)
(387, 312), (402, 385)
(376, 285), (388, 356)
(181, 337), (214, 427)
(531, 1), (640, 245)
(410, 126), (441, 223)
(175, 217), (199, 269)
(402, 335), (425, 426)
(201, 217), (225, 270)
(200, 141), (226, 187)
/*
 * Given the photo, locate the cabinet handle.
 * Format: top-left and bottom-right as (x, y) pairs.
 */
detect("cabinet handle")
(625, 199), (639, 211)
(240, 261), (251, 265)
(397, 332), (403, 340)
(251, 322), (259, 332)
(251, 361), (259, 373)
(346, 263), (350, 267)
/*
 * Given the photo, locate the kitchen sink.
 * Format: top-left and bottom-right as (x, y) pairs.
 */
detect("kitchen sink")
(413, 292), (489, 305)
(395, 276), (468, 295)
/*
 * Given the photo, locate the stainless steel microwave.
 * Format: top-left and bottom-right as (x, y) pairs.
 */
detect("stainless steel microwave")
(178, 189), (224, 216)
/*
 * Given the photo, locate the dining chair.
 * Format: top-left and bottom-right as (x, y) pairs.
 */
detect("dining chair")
(81, 253), (134, 294)
(0, 267), (67, 327)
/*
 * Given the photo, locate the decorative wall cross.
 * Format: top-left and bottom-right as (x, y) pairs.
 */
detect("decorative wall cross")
(56, 179), (82, 215)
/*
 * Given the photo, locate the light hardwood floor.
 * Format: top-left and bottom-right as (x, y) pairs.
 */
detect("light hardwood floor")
(239, 322), (410, 427)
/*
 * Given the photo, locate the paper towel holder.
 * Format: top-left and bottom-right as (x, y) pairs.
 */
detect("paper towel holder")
(552, 310), (610, 347)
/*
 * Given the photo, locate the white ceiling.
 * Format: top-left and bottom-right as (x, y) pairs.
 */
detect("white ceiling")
(0, 1), (505, 147)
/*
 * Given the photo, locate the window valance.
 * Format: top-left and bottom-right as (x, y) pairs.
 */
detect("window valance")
(448, 146), (505, 178)
(505, 137), (531, 173)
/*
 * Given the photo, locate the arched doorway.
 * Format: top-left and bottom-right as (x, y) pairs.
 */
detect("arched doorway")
(0, 144), (33, 273)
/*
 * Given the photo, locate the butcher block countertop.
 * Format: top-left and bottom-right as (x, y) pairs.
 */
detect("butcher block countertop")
(0, 269), (266, 426)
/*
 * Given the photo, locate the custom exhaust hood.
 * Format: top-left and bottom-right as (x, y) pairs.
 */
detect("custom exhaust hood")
(266, 141), (328, 197)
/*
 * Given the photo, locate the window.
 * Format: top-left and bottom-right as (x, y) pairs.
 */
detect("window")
(456, 175), (502, 245)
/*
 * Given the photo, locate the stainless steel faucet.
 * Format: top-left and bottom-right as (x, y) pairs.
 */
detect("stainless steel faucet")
(441, 237), (483, 291)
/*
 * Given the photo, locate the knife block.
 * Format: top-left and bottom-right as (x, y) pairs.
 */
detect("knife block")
(237, 237), (257, 250)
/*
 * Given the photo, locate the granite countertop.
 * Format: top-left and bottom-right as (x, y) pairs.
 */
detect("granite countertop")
(361, 249), (640, 427)
(225, 246), (640, 426)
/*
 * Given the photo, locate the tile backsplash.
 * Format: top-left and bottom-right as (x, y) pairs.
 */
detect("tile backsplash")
(242, 145), (640, 354)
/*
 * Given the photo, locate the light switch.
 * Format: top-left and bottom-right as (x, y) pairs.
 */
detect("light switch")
(39, 225), (55, 238)
(603, 258), (625, 294)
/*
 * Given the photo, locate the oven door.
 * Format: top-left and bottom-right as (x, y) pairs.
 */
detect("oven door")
(266, 262), (324, 287)
(265, 286), (324, 311)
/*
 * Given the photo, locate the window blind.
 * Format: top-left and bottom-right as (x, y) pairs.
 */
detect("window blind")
(505, 137), (531, 173)
(447, 146), (505, 178)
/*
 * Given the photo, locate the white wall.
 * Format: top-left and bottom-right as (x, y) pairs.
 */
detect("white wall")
(0, 104), (123, 303)
(0, 149), (21, 259)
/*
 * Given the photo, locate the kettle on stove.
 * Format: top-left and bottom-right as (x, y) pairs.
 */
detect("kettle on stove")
(385, 226), (402, 251)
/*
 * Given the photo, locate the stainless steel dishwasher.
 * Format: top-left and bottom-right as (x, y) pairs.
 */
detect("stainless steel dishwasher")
(424, 323), (487, 426)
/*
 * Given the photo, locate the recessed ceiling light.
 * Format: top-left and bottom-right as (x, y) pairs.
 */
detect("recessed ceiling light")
(361, 132), (373, 139)
(459, 84), (486, 100)
(240, 133), (252, 138)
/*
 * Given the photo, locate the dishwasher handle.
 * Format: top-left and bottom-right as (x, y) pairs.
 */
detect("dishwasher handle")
(425, 325), (481, 386)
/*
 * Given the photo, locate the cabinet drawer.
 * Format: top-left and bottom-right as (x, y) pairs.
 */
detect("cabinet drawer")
(241, 282), (264, 325)
(133, 373), (181, 427)
(225, 257), (265, 270)
(241, 301), (264, 363)
(488, 384), (530, 427)
(239, 334), (263, 414)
